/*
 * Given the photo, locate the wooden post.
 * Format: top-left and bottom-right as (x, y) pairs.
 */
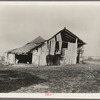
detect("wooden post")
(75, 38), (78, 64)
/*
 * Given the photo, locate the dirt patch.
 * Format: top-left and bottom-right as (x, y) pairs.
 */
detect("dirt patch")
(33, 84), (49, 89)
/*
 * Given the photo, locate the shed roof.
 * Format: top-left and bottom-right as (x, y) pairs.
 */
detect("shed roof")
(8, 36), (45, 54)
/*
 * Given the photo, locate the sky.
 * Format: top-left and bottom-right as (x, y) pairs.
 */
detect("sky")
(0, 1), (100, 57)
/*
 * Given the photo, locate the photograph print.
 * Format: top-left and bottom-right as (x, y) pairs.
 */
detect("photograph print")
(0, 1), (99, 95)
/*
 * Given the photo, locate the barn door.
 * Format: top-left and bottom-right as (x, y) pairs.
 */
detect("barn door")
(62, 41), (77, 65)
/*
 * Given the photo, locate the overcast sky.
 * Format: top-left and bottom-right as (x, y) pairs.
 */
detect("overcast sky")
(0, 1), (100, 56)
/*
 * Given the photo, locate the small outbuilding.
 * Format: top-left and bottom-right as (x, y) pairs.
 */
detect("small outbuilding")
(5, 36), (45, 64)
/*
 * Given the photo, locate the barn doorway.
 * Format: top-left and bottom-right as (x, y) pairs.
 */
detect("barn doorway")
(15, 53), (32, 64)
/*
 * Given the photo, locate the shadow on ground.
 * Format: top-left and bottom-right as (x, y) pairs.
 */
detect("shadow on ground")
(0, 70), (46, 93)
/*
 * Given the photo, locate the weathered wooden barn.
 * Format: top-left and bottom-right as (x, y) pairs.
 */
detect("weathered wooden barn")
(4, 28), (85, 65)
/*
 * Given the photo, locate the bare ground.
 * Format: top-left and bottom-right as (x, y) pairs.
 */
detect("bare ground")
(0, 61), (100, 93)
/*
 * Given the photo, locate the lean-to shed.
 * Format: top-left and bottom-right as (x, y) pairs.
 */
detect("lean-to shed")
(5, 36), (45, 64)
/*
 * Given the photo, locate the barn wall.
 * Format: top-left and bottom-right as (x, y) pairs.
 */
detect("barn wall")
(40, 44), (48, 65)
(32, 49), (41, 65)
(32, 33), (78, 66)
(60, 40), (77, 65)
(7, 53), (15, 64)
(32, 41), (49, 66)
(50, 33), (62, 55)
(32, 33), (62, 66)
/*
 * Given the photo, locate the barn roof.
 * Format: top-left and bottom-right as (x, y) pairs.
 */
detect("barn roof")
(8, 27), (85, 55)
(47, 27), (85, 47)
(8, 36), (45, 54)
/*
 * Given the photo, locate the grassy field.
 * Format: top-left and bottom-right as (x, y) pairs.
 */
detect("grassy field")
(0, 61), (100, 93)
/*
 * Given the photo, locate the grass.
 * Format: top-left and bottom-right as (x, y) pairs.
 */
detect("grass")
(0, 61), (100, 93)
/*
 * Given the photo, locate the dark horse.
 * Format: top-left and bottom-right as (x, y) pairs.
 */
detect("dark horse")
(46, 54), (61, 66)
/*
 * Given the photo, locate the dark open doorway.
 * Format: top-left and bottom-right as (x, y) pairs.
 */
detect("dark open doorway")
(15, 53), (32, 64)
